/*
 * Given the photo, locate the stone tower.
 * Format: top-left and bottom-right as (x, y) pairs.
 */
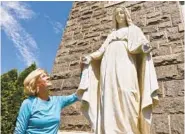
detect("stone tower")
(50, 1), (184, 133)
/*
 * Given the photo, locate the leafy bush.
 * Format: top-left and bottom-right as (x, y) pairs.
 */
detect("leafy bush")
(1, 63), (37, 134)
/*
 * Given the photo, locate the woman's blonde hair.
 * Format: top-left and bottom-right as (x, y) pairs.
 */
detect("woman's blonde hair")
(23, 68), (45, 96)
(112, 6), (133, 30)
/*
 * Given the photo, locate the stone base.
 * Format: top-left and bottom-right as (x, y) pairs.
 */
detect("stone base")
(58, 131), (92, 134)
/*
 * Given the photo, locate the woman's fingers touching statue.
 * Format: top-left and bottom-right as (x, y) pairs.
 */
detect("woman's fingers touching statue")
(81, 55), (92, 65)
(79, 55), (92, 72)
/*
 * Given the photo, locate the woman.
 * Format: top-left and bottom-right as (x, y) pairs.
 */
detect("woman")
(78, 7), (159, 134)
(14, 68), (79, 134)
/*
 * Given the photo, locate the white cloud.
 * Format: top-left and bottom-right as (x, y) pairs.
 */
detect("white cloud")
(1, 1), (39, 66)
(44, 15), (64, 34)
(53, 21), (63, 34)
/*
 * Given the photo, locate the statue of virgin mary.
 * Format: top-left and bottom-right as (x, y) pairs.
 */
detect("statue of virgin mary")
(77, 6), (159, 134)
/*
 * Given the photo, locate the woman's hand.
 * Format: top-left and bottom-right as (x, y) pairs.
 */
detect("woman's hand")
(81, 55), (92, 64)
(80, 55), (92, 71)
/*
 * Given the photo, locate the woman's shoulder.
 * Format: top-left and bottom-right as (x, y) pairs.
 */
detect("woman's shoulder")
(18, 97), (36, 112)
(22, 96), (36, 106)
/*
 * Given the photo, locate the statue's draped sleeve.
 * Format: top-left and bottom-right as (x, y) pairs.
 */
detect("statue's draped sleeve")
(127, 24), (159, 134)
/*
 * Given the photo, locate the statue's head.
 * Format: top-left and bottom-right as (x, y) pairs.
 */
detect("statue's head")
(112, 7), (133, 30)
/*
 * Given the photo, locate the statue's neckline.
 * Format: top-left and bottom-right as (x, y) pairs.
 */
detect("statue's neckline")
(116, 26), (129, 32)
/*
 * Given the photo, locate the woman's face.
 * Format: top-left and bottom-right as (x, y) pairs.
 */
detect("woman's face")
(37, 72), (52, 88)
(115, 8), (126, 24)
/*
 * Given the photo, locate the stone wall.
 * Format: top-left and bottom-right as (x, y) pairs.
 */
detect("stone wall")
(50, 1), (184, 133)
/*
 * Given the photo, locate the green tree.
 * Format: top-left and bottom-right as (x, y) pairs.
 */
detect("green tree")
(1, 69), (18, 134)
(1, 63), (37, 134)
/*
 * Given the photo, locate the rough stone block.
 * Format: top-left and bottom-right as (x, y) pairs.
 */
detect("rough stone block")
(178, 23), (184, 32)
(64, 41), (77, 49)
(80, 14), (92, 21)
(61, 115), (90, 131)
(156, 64), (183, 80)
(76, 41), (89, 47)
(92, 10), (106, 18)
(131, 3), (143, 12)
(122, 1), (143, 8)
(177, 64), (184, 79)
(57, 48), (70, 56)
(55, 54), (79, 64)
(133, 15), (146, 27)
(158, 44), (171, 56)
(170, 114), (184, 134)
(50, 79), (64, 90)
(172, 45), (184, 54)
(168, 33), (184, 41)
(73, 33), (84, 40)
(61, 101), (81, 116)
(166, 27), (179, 35)
(151, 114), (170, 134)
(153, 53), (184, 66)
(151, 48), (160, 57)
(137, 7), (155, 15)
(170, 40), (184, 54)
(69, 46), (91, 55)
(62, 77), (80, 90)
(81, 10), (92, 16)
(91, 2), (103, 10)
(153, 97), (184, 114)
(71, 68), (81, 77)
(143, 1), (155, 8)
(164, 80), (184, 97)
(70, 11), (81, 20)
(171, 12), (182, 26)
(150, 31), (167, 42)
(51, 70), (72, 80)
(84, 32), (100, 39)
(150, 41), (159, 57)
(101, 16), (112, 24)
(158, 21), (172, 30)
(52, 63), (69, 74)
(154, 1), (169, 8)
(147, 15), (170, 25)
(142, 25), (158, 34)
(160, 4), (178, 15)
(157, 81), (164, 98)
(146, 11), (162, 19)
(74, 2), (86, 8)
(69, 60), (80, 71)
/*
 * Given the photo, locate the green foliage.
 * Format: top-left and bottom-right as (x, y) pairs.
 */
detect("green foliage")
(1, 63), (37, 134)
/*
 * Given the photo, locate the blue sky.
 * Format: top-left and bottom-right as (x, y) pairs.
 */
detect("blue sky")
(1, 1), (73, 74)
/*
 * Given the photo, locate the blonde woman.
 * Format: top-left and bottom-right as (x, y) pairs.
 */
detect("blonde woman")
(79, 7), (159, 134)
(14, 68), (79, 134)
